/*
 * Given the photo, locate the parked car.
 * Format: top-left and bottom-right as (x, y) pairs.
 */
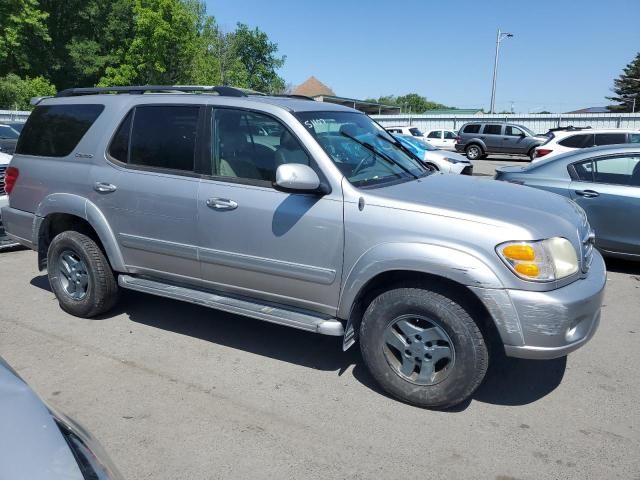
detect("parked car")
(495, 144), (640, 259)
(8, 121), (26, 133)
(0, 123), (20, 154)
(0, 151), (19, 249)
(0, 356), (123, 480)
(385, 125), (424, 137)
(394, 134), (472, 174)
(423, 129), (459, 150)
(456, 122), (545, 160)
(3, 85), (606, 409)
(533, 127), (640, 162)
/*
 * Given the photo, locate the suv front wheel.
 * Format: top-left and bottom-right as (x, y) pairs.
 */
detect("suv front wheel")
(47, 231), (119, 318)
(465, 144), (483, 160)
(360, 287), (488, 409)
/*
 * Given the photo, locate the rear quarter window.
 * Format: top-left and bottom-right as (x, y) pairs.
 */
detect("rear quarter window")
(558, 134), (594, 149)
(16, 104), (104, 157)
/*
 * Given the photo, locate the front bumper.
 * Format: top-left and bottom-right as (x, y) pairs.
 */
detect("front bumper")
(471, 250), (606, 360)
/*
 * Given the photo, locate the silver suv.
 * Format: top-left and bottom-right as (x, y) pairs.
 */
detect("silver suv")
(2, 86), (606, 409)
(456, 122), (545, 160)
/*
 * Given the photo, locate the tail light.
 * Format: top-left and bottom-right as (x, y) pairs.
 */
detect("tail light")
(454, 137), (460, 143)
(4, 166), (19, 194)
(536, 149), (552, 158)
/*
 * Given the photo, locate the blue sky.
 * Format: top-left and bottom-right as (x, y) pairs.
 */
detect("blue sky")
(206, 0), (639, 113)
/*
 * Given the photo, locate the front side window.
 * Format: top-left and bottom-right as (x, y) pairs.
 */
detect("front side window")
(427, 131), (441, 139)
(558, 134), (594, 149)
(574, 156), (640, 186)
(295, 111), (428, 188)
(16, 104), (104, 157)
(594, 133), (626, 146)
(482, 124), (502, 135)
(212, 109), (310, 183)
(463, 124), (480, 134)
(505, 126), (524, 136)
(109, 105), (200, 172)
(630, 133), (640, 143)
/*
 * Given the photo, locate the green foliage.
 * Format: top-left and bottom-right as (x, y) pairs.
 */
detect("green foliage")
(607, 52), (640, 112)
(0, 0), (50, 75)
(0, 0), (287, 95)
(0, 73), (56, 110)
(366, 93), (450, 112)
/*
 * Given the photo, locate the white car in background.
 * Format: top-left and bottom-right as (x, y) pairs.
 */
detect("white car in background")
(385, 125), (424, 137)
(533, 127), (640, 162)
(423, 129), (459, 150)
(394, 134), (473, 175)
(0, 151), (19, 249)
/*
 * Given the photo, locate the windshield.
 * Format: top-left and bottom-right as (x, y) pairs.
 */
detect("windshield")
(295, 111), (429, 187)
(520, 125), (535, 136)
(409, 127), (424, 137)
(397, 135), (438, 151)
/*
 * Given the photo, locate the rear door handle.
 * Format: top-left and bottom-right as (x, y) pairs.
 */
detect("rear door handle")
(575, 189), (600, 198)
(206, 198), (238, 210)
(94, 182), (117, 193)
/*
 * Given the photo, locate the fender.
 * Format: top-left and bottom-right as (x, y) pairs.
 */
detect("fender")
(337, 242), (520, 350)
(34, 193), (126, 271)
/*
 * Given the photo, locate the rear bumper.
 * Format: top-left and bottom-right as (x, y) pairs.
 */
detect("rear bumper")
(0, 197), (20, 249)
(0, 206), (35, 249)
(471, 251), (606, 360)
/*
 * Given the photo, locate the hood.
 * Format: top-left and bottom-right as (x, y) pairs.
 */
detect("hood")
(0, 151), (12, 165)
(366, 174), (584, 239)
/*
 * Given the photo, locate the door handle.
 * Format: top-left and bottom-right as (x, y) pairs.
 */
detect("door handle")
(206, 198), (238, 210)
(94, 182), (117, 193)
(574, 189), (600, 198)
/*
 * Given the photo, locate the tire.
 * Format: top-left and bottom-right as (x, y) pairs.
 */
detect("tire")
(528, 148), (537, 161)
(425, 162), (439, 172)
(360, 287), (488, 409)
(47, 231), (119, 318)
(465, 144), (483, 160)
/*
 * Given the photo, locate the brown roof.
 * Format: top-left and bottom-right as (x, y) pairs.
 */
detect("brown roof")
(292, 76), (335, 97)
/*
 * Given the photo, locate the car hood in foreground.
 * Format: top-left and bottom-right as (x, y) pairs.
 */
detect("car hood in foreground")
(366, 173), (584, 239)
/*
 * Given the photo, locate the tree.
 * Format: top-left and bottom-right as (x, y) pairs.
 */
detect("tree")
(607, 52), (640, 112)
(231, 24), (285, 93)
(365, 94), (450, 112)
(0, 74), (56, 110)
(0, 0), (50, 76)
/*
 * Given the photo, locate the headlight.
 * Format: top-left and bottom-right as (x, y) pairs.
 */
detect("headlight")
(443, 157), (463, 164)
(497, 238), (579, 281)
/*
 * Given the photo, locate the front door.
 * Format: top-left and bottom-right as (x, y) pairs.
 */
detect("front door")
(441, 130), (457, 150)
(91, 104), (203, 281)
(196, 108), (344, 314)
(426, 130), (443, 148)
(569, 154), (640, 255)
(502, 125), (529, 154)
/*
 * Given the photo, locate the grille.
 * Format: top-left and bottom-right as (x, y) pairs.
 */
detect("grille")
(0, 166), (6, 196)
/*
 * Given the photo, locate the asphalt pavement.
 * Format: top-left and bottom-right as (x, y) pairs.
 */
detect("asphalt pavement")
(1, 162), (639, 480)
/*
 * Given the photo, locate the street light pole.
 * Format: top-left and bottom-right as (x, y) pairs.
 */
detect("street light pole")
(489, 28), (514, 114)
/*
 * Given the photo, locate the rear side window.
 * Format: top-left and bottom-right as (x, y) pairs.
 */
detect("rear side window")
(630, 133), (640, 143)
(427, 131), (441, 139)
(16, 104), (104, 157)
(443, 131), (456, 139)
(594, 133), (626, 146)
(482, 124), (502, 135)
(463, 124), (480, 134)
(109, 105), (200, 172)
(558, 134), (594, 149)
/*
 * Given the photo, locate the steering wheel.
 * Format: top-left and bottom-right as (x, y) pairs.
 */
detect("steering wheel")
(351, 151), (374, 176)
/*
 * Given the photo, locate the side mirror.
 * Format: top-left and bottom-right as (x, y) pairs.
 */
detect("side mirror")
(274, 163), (322, 193)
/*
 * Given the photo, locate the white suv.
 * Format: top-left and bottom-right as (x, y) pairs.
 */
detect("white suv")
(533, 127), (640, 162)
(385, 125), (424, 137)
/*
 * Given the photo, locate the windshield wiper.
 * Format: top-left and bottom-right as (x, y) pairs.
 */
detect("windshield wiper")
(339, 130), (419, 180)
(375, 134), (432, 177)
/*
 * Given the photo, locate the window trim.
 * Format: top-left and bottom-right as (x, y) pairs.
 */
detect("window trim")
(203, 105), (330, 192)
(568, 153), (640, 187)
(105, 103), (205, 179)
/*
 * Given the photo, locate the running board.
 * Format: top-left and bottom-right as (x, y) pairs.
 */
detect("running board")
(118, 275), (344, 336)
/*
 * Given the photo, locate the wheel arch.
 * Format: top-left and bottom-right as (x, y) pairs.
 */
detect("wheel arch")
(34, 194), (125, 272)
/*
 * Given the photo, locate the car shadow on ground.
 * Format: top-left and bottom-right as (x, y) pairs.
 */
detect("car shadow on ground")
(31, 275), (567, 410)
(605, 257), (640, 276)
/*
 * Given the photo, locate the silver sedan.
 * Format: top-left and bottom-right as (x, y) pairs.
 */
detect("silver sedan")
(495, 144), (640, 259)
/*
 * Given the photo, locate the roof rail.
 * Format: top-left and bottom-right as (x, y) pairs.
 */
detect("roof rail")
(548, 125), (592, 132)
(55, 85), (247, 98)
(269, 94), (316, 101)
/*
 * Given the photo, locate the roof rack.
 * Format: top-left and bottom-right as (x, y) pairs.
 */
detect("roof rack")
(269, 94), (316, 101)
(547, 125), (592, 132)
(55, 85), (247, 98)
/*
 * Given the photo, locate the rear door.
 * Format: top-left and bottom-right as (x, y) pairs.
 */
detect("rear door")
(569, 154), (640, 255)
(441, 130), (457, 150)
(481, 124), (504, 152)
(92, 104), (203, 281)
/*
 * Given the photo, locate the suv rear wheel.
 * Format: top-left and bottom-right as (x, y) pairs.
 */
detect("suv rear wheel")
(465, 144), (483, 160)
(360, 287), (488, 409)
(47, 231), (119, 318)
